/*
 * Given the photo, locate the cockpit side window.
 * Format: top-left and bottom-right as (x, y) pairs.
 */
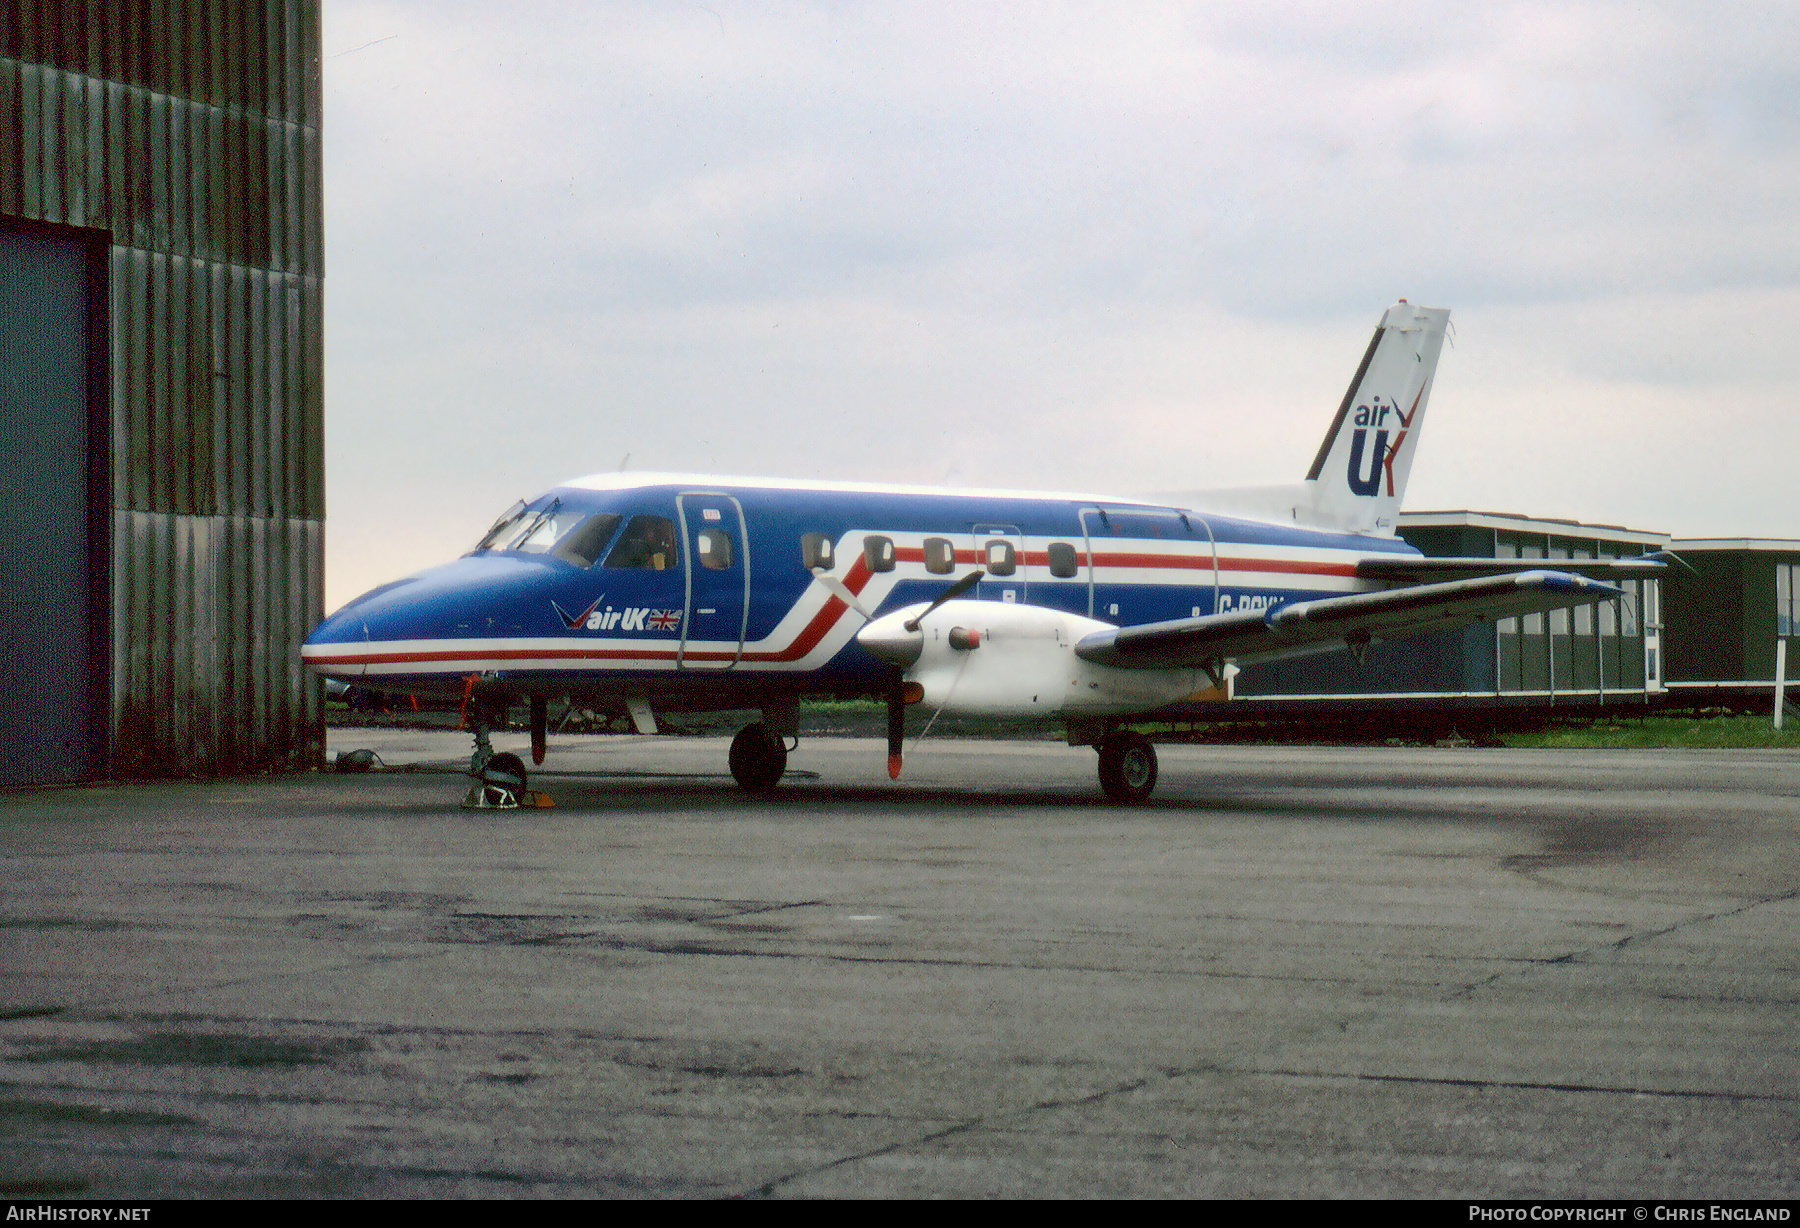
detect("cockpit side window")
(603, 515), (681, 570)
(551, 513), (623, 568)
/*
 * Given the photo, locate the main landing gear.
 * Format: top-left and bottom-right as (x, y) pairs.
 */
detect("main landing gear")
(1064, 721), (1159, 805)
(1096, 730), (1158, 805)
(729, 722), (789, 790)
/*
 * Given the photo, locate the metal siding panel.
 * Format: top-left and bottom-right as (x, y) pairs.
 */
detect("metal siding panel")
(43, 61), (68, 224)
(20, 60), (42, 218)
(297, 120), (317, 278)
(243, 266), (264, 516)
(146, 86), (167, 251)
(279, 116), (299, 274)
(205, 0), (224, 110)
(167, 85), (189, 257)
(251, 514), (270, 760)
(280, 0), (298, 125)
(78, 73), (104, 228)
(147, 250), (169, 512)
(223, 262), (244, 514)
(302, 273), (321, 515)
(169, 252), (192, 513)
(103, 78), (125, 243)
(263, 110), (284, 272)
(1, 57), (20, 217)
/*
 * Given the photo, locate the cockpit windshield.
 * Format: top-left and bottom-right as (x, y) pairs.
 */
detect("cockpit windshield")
(473, 499), (530, 552)
(469, 497), (627, 569)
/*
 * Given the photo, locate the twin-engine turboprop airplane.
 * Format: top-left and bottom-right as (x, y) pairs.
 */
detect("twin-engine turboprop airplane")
(304, 301), (1663, 804)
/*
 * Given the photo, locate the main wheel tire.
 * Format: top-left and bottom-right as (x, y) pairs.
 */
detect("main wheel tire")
(1097, 731), (1157, 805)
(729, 723), (788, 791)
(482, 751), (528, 802)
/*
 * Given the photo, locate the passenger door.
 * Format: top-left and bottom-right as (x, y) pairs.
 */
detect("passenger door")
(677, 492), (749, 669)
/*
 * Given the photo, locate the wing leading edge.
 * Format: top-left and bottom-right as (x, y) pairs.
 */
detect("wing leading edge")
(1353, 551), (1676, 583)
(1073, 570), (1626, 671)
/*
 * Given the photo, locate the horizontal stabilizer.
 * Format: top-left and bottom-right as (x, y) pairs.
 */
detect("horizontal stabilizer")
(1074, 570), (1624, 670)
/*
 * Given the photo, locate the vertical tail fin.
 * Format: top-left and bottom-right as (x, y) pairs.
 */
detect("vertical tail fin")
(1301, 301), (1450, 532)
(1153, 301), (1452, 534)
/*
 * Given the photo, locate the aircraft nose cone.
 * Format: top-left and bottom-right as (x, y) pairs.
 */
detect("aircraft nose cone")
(856, 616), (923, 667)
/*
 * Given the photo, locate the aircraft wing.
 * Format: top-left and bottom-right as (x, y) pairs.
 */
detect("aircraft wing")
(1353, 552), (1671, 583)
(1073, 569), (1625, 670)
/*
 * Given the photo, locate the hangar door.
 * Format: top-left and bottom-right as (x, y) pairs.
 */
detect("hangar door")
(0, 222), (107, 785)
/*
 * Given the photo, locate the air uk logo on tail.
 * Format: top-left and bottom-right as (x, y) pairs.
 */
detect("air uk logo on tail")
(1346, 387), (1425, 497)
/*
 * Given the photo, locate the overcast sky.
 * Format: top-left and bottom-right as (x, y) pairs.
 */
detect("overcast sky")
(321, 0), (1800, 610)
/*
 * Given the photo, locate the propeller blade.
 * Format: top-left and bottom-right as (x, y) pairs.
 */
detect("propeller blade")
(812, 568), (876, 622)
(904, 568), (985, 632)
(886, 666), (906, 779)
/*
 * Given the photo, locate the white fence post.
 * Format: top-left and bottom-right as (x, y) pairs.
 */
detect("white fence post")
(1777, 639), (1788, 731)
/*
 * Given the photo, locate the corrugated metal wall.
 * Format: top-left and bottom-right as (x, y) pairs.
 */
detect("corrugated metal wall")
(1, 1), (324, 775)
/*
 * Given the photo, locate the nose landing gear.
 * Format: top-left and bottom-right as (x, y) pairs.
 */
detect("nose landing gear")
(461, 697), (556, 810)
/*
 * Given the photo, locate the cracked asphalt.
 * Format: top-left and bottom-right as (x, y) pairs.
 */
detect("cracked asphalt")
(2, 732), (1797, 1198)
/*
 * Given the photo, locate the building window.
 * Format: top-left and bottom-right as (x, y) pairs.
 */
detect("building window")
(1780, 562), (1798, 637)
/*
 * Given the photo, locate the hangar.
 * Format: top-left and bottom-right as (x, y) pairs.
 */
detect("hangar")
(1, 3), (323, 784)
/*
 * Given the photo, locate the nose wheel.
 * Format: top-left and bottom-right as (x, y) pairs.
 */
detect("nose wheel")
(1097, 731), (1157, 805)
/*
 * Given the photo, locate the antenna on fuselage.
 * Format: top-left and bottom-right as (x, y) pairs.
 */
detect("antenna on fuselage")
(618, 452), (631, 471)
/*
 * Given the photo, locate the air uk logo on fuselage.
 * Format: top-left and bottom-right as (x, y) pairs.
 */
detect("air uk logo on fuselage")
(552, 597), (683, 633)
(1345, 387), (1424, 497)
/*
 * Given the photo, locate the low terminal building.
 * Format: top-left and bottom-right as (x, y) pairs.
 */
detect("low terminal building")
(1662, 538), (1800, 708)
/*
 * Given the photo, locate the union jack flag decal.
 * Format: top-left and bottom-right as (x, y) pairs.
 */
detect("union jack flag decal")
(646, 609), (682, 631)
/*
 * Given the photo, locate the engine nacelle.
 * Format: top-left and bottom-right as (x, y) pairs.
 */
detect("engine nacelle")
(856, 600), (1205, 717)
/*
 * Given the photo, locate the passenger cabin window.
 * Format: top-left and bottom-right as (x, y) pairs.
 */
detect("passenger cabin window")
(551, 513), (622, 569)
(603, 515), (680, 570)
(864, 536), (896, 573)
(1047, 542), (1078, 578)
(984, 540), (1017, 576)
(801, 533), (835, 571)
(696, 528), (734, 570)
(923, 537), (956, 575)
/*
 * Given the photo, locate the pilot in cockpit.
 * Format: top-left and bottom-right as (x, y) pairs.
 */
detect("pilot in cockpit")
(607, 515), (678, 570)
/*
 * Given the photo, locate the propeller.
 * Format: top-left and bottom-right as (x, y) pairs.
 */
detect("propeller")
(875, 568), (984, 779)
(811, 567), (877, 622)
(905, 569), (984, 631)
(886, 666), (906, 779)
